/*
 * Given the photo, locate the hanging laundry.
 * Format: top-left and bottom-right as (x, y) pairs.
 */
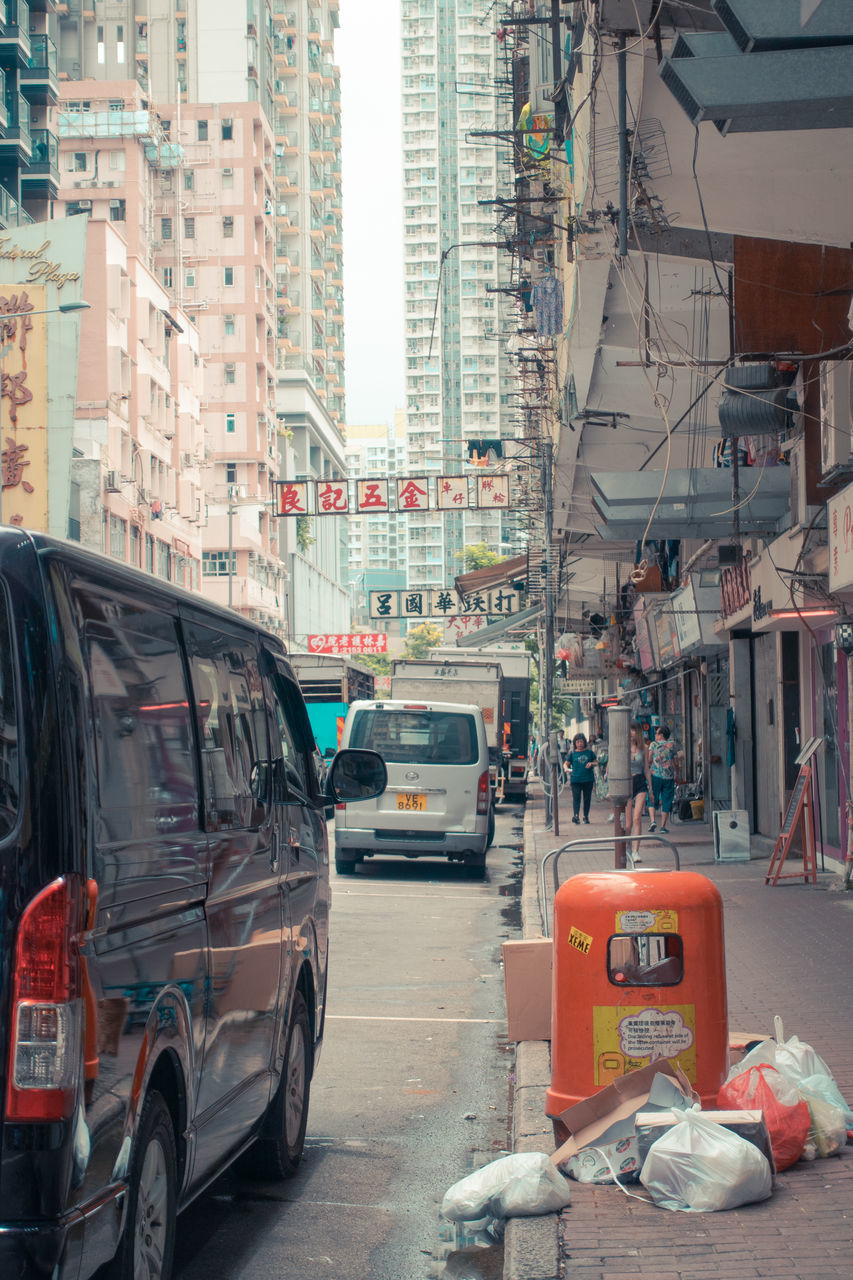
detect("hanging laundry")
(532, 273), (563, 337)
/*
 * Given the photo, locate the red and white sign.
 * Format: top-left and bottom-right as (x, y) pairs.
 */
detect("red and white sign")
(307, 633), (388, 655)
(476, 475), (509, 508)
(443, 615), (488, 642)
(829, 481), (853, 592)
(396, 476), (430, 510)
(356, 478), (389, 512)
(437, 476), (469, 509)
(315, 479), (349, 514)
(275, 481), (310, 515)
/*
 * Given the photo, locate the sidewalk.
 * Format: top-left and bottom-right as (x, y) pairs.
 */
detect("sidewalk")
(504, 782), (853, 1280)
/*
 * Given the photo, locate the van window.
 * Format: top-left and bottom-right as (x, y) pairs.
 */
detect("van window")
(0, 584), (19, 839)
(84, 614), (198, 842)
(186, 625), (268, 830)
(269, 678), (310, 799)
(350, 709), (477, 765)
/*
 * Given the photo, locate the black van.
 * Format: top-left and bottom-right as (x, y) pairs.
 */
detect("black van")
(0, 530), (385, 1280)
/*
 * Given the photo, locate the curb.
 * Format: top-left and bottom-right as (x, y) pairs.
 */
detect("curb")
(502, 804), (561, 1280)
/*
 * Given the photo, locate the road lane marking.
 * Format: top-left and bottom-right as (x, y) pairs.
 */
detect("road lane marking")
(326, 1014), (504, 1023)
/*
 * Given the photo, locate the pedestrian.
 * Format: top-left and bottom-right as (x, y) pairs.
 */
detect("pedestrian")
(565, 732), (596, 824)
(648, 724), (679, 834)
(622, 720), (651, 861)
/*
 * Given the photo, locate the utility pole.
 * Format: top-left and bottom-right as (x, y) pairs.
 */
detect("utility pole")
(227, 485), (237, 609)
(543, 437), (559, 834)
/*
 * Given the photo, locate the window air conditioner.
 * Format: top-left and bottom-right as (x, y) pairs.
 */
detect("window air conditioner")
(223, 167), (233, 177)
(819, 359), (853, 479)
(104, 469), (120, 492)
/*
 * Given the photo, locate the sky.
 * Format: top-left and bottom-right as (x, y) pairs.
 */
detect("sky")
(336, 0), (405, 430)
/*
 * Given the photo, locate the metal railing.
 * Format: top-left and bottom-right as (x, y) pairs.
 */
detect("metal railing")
(540, 834), (681, 937)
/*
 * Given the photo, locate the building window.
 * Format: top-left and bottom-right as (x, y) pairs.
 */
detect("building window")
(224, 362), (236, 384)
(117, 24), (125, 63)
(109, 149), (125, 171)
(161, 216), (172, 240)
(222, 168), (233, 188)
(222, 215), (234, 238)
(224, 314), (235, 335)
(222, 118), (233, 141)
(109, 199), (126, 221)
(185, 269), (196, 289)
(224, 266), (234, 287)
(161, 119), (171, 136)
(184, 216), (195, 239)
(97, 25), (105, 63)
(162, 267), (173, 289)
(226, 463), (237, 484)
(184, 170), (194, 191)
(74, 152), (87, 171)
(197, 119), (208, 141)
(202, 551), (236, 576)
(225, 413), (236, 434)
(109, 514), (126, 560)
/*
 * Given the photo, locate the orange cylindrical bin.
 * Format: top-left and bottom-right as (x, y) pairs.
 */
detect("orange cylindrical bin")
(546, 870), (728, 1116)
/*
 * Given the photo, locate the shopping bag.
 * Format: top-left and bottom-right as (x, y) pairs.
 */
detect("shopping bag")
(718, 1063), (810, 1171)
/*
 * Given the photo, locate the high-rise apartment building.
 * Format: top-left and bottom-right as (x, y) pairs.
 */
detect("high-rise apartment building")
(400, 0), (515, 596)
(344, 415), (408, 575)
(1, 0), (60, 230)
(55, 0), (351, 642)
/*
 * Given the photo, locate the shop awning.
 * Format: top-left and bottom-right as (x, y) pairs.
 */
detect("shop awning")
(454, 603), (544, 646)
(454, 551), (529, 599)
(590, 467), (790, 540)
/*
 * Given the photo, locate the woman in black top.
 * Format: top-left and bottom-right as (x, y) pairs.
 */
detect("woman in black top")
(565, 733), (596, 823)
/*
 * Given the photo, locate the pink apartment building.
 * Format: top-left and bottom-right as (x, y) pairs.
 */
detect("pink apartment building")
(56, 81), (286, 631)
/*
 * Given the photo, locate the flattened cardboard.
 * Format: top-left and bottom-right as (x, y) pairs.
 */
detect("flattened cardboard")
(502, 937), (552, 1042)
(550, 1060), (698, 1164)
(727, 1030), (772, 1071)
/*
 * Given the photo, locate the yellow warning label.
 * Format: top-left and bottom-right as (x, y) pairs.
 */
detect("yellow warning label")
(615, 908), (679, 934)
(568, 926), (593, 955)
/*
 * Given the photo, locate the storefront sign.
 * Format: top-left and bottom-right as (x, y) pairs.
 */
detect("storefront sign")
(720, 559), (752, 620)
(307, 633), (388, 655)
(0, 286), (48, 529)
(828, 481), (853, 592)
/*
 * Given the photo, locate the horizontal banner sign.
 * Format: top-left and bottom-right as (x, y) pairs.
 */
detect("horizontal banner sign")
(369, 587), (524, 620)
(275, 474), (510, 517)
(307, 633), (388, 655)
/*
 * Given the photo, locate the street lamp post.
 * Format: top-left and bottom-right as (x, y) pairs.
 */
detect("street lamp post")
(0, 300), (91, 526)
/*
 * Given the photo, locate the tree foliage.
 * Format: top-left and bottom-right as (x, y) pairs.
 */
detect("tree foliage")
(403, 622), (443, 659)
(459, 542), (502, 571)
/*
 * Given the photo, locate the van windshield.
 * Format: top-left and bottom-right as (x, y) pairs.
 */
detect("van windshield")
(350, 709), (478, 765)
(0, 584), (19, 839)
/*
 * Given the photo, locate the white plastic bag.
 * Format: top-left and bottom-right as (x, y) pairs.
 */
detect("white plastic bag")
(441, 1152), (571, 1221)
(798, 1081), (847, 1157)
(640, 1108), (773, 1212)
(800, 1071), (853, 1128)
(726, 1032), (831, 1090)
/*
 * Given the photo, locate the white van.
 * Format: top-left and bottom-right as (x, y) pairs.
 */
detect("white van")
(334, 699), (495, 876)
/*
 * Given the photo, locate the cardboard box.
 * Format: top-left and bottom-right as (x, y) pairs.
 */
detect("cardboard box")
(634, 1107), (775, 1173)
(501, 937), (552, 1042)
(550, 1060), (699, 1184)
(728, 1030), (772, 1071)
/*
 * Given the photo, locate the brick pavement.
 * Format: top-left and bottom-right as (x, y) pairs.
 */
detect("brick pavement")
(503, 780), (853, 1280)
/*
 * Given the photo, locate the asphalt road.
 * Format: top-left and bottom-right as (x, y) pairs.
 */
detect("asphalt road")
(170, 802), (525, 1280)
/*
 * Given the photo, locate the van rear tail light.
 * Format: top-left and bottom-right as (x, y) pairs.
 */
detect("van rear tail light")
(335, 803), (345, 811)
(7, 877), (85, 1122)
(476, 770), (490, 816)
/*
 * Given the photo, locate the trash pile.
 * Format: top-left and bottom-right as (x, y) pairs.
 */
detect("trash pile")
(441, 1020), (852, 1225)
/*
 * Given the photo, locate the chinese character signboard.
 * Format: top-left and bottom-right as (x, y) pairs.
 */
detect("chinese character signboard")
(396, 476), (430, 511)
(437, 476), (469, 509)
(307, 633), (388, 655)
(369, 590), (400, 619)
(0, 285), (48, 529)
(356, 479), (389, 512)
(275, 481), (310, 516)
(828, 481), (853, 592)
(444, 615), (488, 642)
(476, 475), (509, 508)
(316, 479), (349, 514)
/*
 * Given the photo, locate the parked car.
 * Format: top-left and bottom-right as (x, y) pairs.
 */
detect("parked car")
(333, 698), (494, 876)
(0, 530), (385, 1280)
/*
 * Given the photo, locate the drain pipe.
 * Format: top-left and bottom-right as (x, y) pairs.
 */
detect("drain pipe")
(617, 33), (628, 257)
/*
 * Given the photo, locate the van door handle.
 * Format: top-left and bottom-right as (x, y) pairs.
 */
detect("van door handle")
(270, 831), (279, 873)
(288, 837), (300, 860)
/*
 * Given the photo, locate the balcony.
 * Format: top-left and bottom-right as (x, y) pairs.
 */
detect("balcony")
(0, 0), (31, 67)
(0, 86), (30, 160)
(0, 181), (32, 227)
(21, 127), (59, 196)
(20, 33), (57, 103)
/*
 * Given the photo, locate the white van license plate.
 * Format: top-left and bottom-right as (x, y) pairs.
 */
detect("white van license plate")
(396, 793), (426, 811)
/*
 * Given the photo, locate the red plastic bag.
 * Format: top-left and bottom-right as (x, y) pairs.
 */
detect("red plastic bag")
(717, 1063), (810, 1171)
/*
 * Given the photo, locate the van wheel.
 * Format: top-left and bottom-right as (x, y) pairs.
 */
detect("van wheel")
(487, 807), (496, 848)
(466, 857), (487, 880)
(335, 855), (358, 874)
(106, 1090), (176, 1280)
(248, 990), (312, 1180)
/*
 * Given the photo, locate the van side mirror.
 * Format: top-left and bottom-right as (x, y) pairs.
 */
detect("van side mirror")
(326, 749), (386, 804)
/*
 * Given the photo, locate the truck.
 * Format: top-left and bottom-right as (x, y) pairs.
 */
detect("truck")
(389, 658), (504, 792)
(429, 645), (532, 801)
(288, 653), (376, 759)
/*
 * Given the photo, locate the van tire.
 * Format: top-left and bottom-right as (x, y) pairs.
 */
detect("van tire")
(106, 1090), (176, 1280)
(466, 857), (487, 880)
(335, 855), (358, 874)
(247, 990), (312, 1179)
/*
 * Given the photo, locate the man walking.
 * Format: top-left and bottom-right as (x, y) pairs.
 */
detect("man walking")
(648, 724), (679, 834)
